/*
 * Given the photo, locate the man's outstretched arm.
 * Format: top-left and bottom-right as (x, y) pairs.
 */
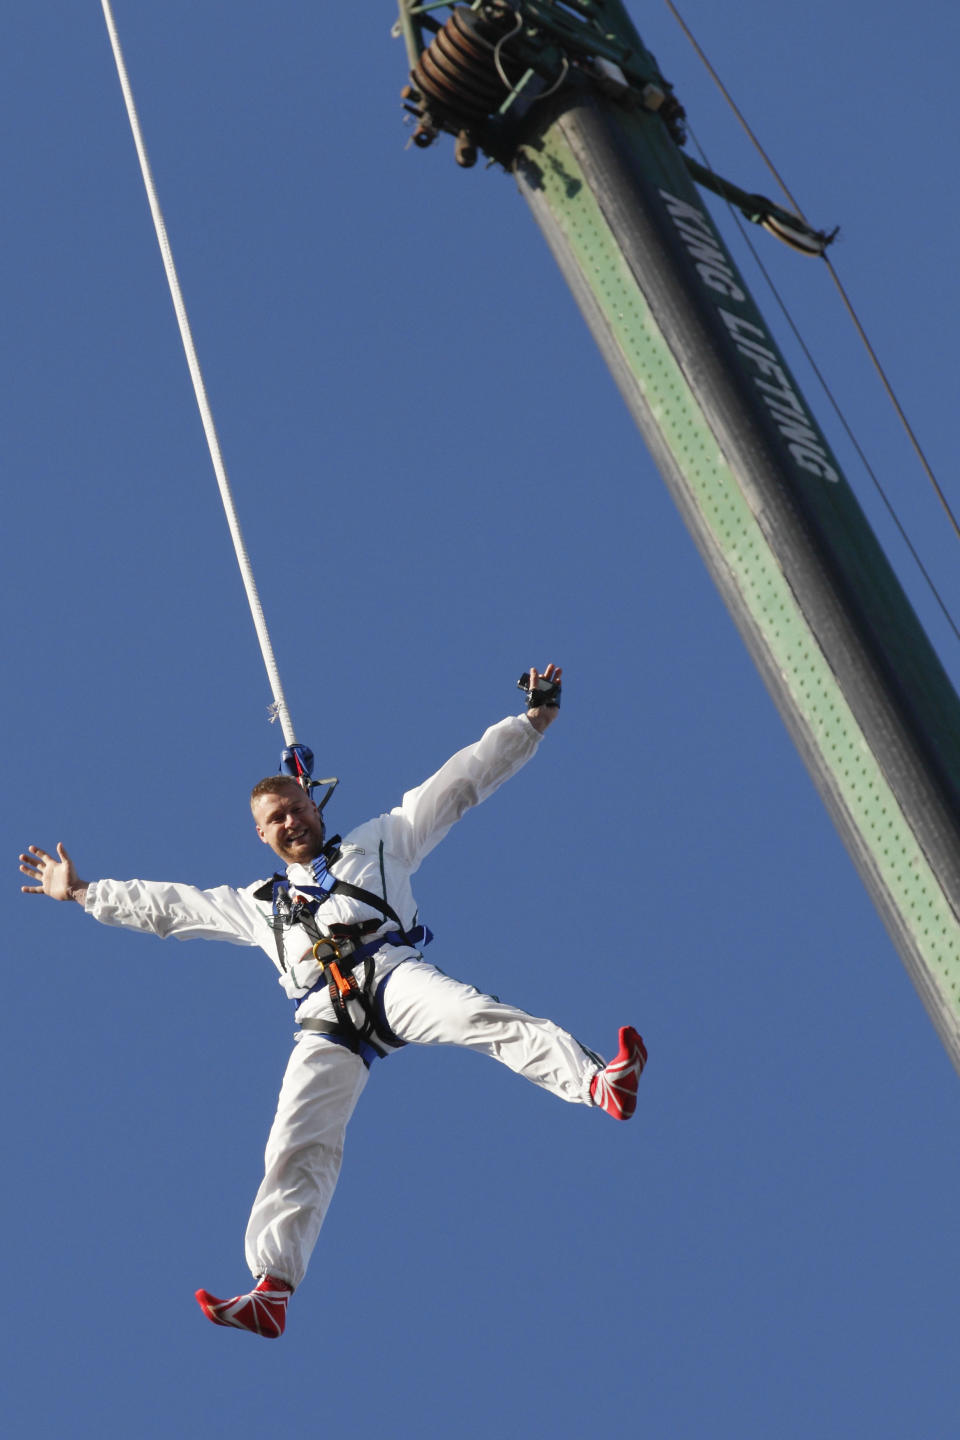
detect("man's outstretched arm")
(19, 843), (88, 904)
(381, 662), (564, 872)
(20, 844), (263, 946)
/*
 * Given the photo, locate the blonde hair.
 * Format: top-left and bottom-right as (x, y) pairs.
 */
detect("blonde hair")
(249, 775), (306, 814)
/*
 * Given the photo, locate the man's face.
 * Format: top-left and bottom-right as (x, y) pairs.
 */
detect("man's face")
(252, 785), (326, 865)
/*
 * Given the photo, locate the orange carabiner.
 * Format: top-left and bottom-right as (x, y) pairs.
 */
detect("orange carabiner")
(311, 938), (354, 1000)
(327, 961), (354, 1001)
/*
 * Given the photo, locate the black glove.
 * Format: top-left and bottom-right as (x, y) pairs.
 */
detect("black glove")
(517, 671), (561, 709)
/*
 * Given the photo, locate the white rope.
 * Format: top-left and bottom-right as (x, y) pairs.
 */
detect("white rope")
(100, 0), (298, 747)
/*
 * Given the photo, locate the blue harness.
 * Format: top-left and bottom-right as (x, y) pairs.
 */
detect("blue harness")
(258, 846), (433, 1066)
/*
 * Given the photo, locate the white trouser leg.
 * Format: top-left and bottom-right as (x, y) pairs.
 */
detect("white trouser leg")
(244, 1034), (368, 1289)
(382, 959), (601, 1104)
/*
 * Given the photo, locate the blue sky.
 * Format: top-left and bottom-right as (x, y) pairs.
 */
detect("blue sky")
(4, 3), (960, 1436)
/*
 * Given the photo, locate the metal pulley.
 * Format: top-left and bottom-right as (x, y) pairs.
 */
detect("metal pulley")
(403, 3), (532, 166)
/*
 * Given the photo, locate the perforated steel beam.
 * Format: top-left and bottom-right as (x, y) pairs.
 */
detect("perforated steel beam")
(511, 82), (960, 1070)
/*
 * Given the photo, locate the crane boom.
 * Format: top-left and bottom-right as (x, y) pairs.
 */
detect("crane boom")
(397, 1), (960, 1071)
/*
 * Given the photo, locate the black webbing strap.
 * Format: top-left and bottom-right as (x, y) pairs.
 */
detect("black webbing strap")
(299, 993), (401, 1067)
(324, 880), (409, 940)
(255, 841), (413, 975)
(290, 906), (388, 1059)
(255, 848), (418, 1057)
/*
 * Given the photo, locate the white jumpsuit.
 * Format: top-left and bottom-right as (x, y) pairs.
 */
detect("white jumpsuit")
(86, 714), (602, 1289)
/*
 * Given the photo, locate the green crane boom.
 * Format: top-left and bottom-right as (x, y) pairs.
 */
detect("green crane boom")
(396, 0), (960, 1072)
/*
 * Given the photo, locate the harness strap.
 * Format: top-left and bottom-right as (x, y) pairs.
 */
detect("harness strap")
(298, 970), (406, 1067)
(298, 1018), (382, 1069)
(255, 845), (432, 1060)
(296, 925), (430, 1007)
(294, 928), (429, 1063)
(323, 880), (409, 937)
(254, 844), (412, 972)
(295, 924), (429, 1054)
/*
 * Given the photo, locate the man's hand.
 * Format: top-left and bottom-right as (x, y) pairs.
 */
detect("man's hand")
(524, 663), (562, 735)
(19, 843), (88, 904)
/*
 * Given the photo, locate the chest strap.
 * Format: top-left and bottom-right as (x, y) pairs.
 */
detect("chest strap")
(253, 853), (415, 976)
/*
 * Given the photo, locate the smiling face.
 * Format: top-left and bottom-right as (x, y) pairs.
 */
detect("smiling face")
(251, 782), (326, 866)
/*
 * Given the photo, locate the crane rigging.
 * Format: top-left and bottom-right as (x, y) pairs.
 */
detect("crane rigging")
(395, 0), (960, 1072)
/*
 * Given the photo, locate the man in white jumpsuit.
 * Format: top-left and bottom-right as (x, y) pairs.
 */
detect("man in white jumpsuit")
(20, 665), (646, 1339)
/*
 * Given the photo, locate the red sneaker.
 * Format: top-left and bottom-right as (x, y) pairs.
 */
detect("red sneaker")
(195, 1274), (292, 1338)
(590, 1026), (648, 1120)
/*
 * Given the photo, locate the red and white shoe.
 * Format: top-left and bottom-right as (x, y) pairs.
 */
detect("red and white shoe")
(590, 1026), (648, 1120)
(195, 1274), (292, 1338)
